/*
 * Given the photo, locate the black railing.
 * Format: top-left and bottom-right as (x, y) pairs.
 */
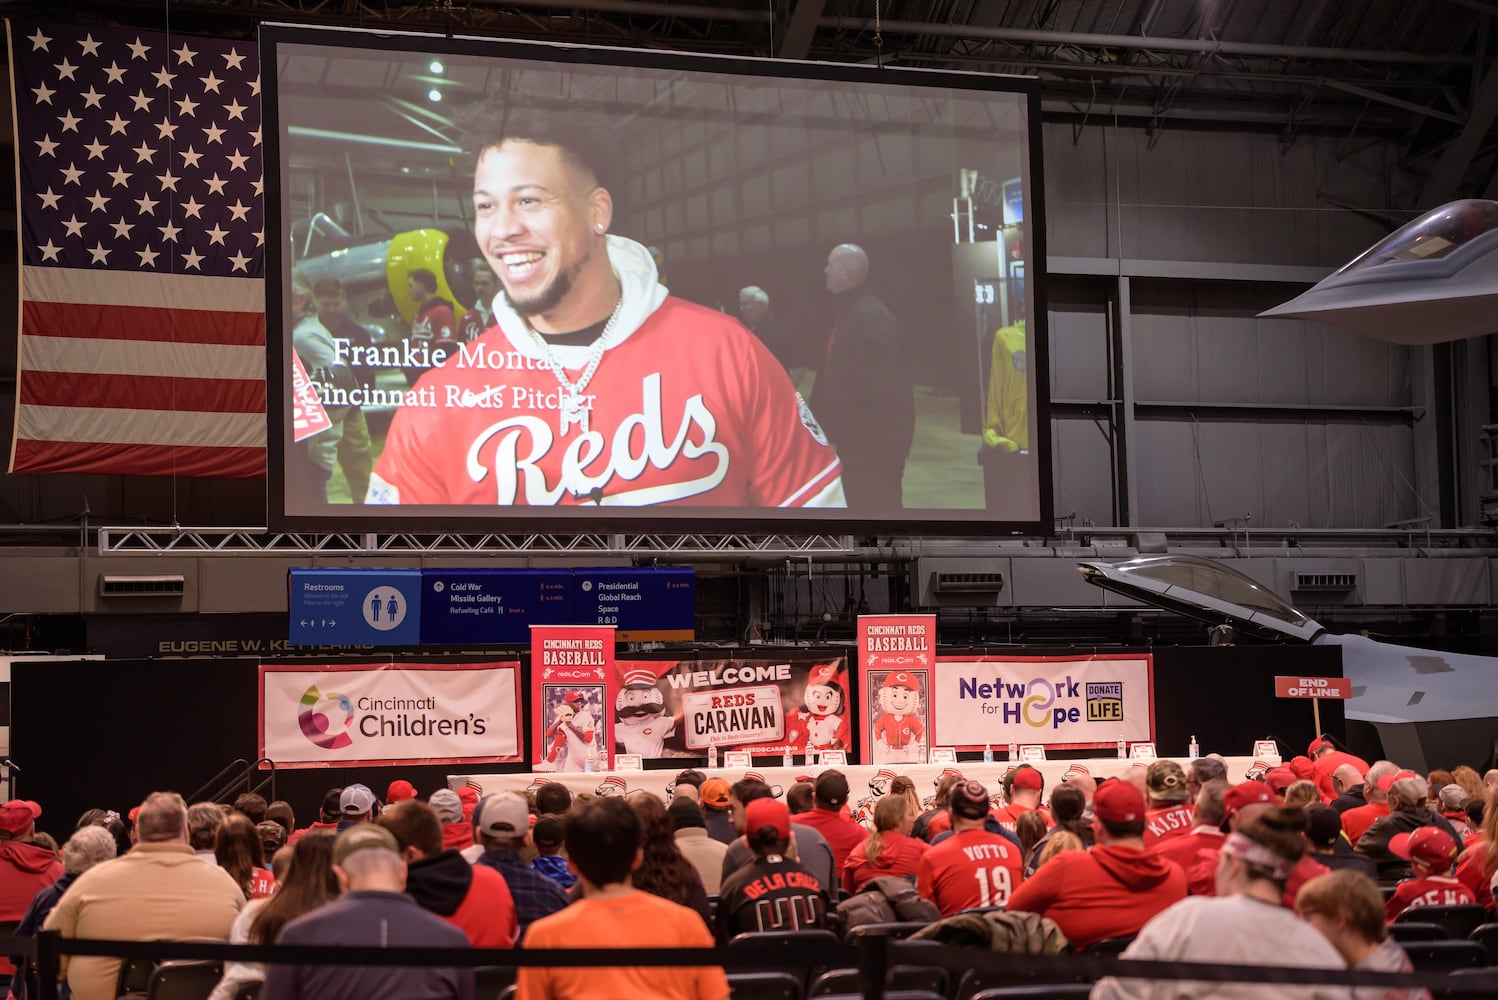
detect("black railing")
(6, 930), (1498, 1000)
(187, 758), (276, 805)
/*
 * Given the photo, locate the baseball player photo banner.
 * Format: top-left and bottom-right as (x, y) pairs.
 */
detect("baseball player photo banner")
(611, 656), (851, 760)
(931, 655), (1155, 751)
(857, 614), (937, 765)
(259, 661), (522, 769)
(530, 625), (616, 772)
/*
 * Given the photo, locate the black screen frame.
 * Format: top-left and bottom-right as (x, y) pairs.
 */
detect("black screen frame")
(262, 23), (1054, 536)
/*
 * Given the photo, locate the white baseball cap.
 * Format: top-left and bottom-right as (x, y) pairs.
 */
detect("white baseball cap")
(474, 793), (529, 837)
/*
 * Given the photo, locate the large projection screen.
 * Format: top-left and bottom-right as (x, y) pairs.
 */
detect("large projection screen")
(264, 27), (1052, 534)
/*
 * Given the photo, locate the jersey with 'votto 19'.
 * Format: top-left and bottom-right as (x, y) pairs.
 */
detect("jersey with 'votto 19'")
(370, 267), (845, 507)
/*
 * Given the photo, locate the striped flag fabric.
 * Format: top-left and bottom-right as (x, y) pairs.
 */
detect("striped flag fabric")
(8, 20), (266, 477)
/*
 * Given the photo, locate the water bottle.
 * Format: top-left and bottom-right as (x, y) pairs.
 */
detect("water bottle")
(584, 755), (596, 773)
(782, 746), (794, 769)
(1117, 735), (1127, 759)
(983, 743), (993, 763)
(707, 744), (718, 769)
(1188, 735), (1200, 760)
(1007, 740), (1019, 761)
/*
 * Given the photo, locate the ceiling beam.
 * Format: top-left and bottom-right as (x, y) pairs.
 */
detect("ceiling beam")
(815, 15), (1474, 65)
(1322, 78), (1465, 125)
(1424, 58), (1498, 205)
(778, 0), (828, 60)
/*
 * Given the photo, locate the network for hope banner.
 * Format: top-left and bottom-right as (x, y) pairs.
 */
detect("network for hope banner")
(531, 625), (615, 772)
(612, 655), (850, 759)
(931, 654), (1155, 751)
(259, 662), (522, 769)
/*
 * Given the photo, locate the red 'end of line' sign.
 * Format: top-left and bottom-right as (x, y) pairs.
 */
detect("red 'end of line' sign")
(1275, 676), (1352, 699)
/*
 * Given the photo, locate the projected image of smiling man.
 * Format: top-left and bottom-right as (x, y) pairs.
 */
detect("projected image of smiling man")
(368, 112), (847, 510)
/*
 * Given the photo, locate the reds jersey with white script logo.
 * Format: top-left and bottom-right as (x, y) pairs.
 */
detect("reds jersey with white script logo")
(371, 296), (844, 507)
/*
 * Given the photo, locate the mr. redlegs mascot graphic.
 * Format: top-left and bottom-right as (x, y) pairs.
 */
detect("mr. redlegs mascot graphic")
(614, 666), (679, 757)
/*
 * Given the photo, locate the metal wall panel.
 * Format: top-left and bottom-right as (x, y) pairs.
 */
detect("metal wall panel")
(1051, 417), (1116, 527)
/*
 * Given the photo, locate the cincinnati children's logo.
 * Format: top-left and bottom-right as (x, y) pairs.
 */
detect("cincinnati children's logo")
(957, 673), (1117, 730)
(298, 685), (355, 750)
(295, 682), (489, 751)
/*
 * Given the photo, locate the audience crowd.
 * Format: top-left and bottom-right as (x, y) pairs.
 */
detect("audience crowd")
(0, 742), (1494, 999)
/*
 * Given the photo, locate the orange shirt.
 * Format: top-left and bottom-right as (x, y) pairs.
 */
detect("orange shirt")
(518, 890), (728, 1000)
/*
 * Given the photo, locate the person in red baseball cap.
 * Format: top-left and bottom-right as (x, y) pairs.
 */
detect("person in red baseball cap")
(1307, 735), (1369, 803)
(992, 766), (1051, 833)
(1383, 826), (1474, 920)
(1185, 780), (1329, 907)
(0, 799), (61, 979)
(385, 779), (418, 805)
(716, 798), (829, 940)
(1006, 779), (1187, 950)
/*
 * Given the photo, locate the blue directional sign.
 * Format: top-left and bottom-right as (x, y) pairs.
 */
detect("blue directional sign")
(420, 569), (574, 645)
(573, 566), (695, 640)
(288, 568), (422, 646)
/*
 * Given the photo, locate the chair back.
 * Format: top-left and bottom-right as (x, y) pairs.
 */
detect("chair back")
(1394, 904), (1488, 940)
(146, 960), (223, 1000)
(1401, 939), (1485, 972)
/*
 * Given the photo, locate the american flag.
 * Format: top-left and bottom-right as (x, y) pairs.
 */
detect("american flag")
(8, 20), (265, 478)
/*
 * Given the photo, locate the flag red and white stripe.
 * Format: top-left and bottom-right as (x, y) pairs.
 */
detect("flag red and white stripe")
(8, 20), (266, 477)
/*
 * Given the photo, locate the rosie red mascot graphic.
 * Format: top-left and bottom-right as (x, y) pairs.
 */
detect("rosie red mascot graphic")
(784, 663), (849, 755)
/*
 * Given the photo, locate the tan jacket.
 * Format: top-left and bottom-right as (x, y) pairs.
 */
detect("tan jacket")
(674, 827), (729, 895)
(44, 841), (244, 1000)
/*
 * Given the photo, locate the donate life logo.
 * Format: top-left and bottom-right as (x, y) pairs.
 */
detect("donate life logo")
(299, 684), (355, 750)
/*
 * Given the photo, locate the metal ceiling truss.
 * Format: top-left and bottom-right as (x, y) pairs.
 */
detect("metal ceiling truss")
(95, 527), (857, 556)
(36, 0), (1482, 139)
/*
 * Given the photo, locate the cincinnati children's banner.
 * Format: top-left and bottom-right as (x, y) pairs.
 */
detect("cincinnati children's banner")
(857, 614), (937, 765)
(930, 655), (1154, 751)
(611, 656), (851, 759)
(259, 662), (522, 768)
(531, 625), (616, 772)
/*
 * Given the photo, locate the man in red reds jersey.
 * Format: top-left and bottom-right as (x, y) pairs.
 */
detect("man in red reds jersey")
(1142, 760), (1195, 849)
(1383, 826), (1475, 920)
(369, 112), (846, 509)
(917, 780), (1025, 916)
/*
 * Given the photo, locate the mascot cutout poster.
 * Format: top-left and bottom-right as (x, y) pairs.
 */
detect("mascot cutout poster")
(609, 657), (850, 759)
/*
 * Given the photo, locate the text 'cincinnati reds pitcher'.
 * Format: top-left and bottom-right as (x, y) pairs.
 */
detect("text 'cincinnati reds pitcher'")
(369, 112), (847, 508)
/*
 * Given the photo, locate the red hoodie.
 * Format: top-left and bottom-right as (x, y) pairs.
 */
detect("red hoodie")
(1005, 843), (1187, 949)
(441, 821), (474, 852)
(0, 842), (62, 973)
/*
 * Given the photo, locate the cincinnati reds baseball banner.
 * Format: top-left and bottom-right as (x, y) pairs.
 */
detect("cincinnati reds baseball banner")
(931, 655), (1154, 751)
(857, 615), (936, 765)
(259, 661), (522, 769)
(531, 625), (615, 772)
(611, 656), (850, 759)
